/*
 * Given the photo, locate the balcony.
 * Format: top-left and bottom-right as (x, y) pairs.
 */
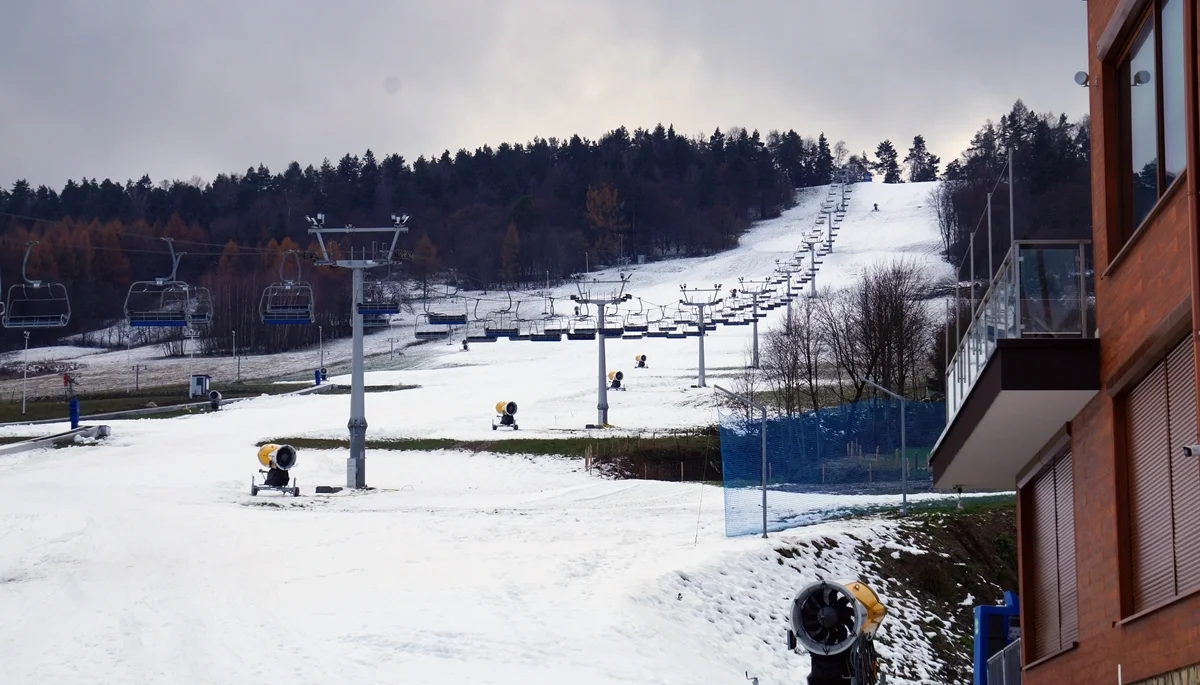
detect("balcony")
(931, 240), (1099, 489)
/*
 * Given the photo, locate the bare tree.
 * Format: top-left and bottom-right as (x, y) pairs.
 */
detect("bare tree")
(814, 258), (934, 402)
(930, 182), (959, 258)
(782, 298), (826, 412)
(763, 316), (805, 415)
(728, 347), (767, 423)
(833, 140), (850, 169)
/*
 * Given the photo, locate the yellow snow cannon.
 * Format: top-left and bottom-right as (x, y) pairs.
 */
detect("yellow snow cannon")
(634, 354), (647, 368)
(493, 401), (518, 431)
(251, 443), (299, 497)
(786, 579), (888, 685)
(608, 370), (625, 390)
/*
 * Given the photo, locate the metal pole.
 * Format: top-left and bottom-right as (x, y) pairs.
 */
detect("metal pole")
(751, 293), (760, 369)
(21, 331), (29, 415)
(319, 325), (324, 370)
(597, 328), (609, 426)
(969, 232), (975, 315)
(901, 394), (907, 514)
(761, 405), (768, 539)
(697, 303), (706, 387)
(1008, 147), (1015, 247)
(232, 330), (236, 358)
(348, 267), (367, 488)
(987, 192), (994, 280)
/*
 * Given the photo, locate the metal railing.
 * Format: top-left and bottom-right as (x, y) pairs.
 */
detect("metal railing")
(944, 240), (1093, 424)
(986, 638), (1022, 685)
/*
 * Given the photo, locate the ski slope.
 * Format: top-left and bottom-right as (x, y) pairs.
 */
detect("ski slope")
(0, 182), (966, 684)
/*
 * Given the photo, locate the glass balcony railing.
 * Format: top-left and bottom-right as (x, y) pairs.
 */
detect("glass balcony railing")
(945, 240), (1094, 423)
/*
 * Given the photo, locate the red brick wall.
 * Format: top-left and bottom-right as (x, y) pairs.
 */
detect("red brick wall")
(1020, 1), (1200, 683)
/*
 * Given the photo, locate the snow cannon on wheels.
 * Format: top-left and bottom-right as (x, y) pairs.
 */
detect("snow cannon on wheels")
(786, 580), (889, 685)
(492, 401), (519, 431)
(251, 443), (300, 497)
(634, 354), (647, 369)
(608, 370), (625, 391)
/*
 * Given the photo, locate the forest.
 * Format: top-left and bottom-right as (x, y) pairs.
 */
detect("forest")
(0, 99), (1090, 359)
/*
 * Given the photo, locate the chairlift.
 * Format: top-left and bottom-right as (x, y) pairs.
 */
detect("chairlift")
(624, 298), (649, 332)
(529, 319), (563, 342)
(3, 241), (71, 329)
(260, 251), (315, 325)
(599, 305), (624, 338)
(567, 314), (597, 341)
(358, 265), (403, 317)
(125, 238), (211, 328)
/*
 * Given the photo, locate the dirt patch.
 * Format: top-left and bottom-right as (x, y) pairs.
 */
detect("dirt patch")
(864, 502), (1017, 682)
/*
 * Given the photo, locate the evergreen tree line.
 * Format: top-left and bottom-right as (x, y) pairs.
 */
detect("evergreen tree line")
(929, 99), (1091, 276)
(927, 100), (1092, 393)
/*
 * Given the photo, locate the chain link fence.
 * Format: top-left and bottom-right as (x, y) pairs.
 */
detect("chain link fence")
(719, 399), (947, 536)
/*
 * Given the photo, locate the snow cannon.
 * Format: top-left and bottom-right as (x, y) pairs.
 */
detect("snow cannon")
(608, 370), (624, 390)
(492, 401), (519, 431)
(209, 390), (222, 411)
(786, 580), (888, 685)
(251, 443), (299, 497)
(634, 354), (647, 369)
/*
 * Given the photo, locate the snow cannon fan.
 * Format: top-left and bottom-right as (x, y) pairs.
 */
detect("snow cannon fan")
(251, 443), (300, 497)
(634, 354), (648, 369)
(493, 400), (519, 431)
(608, 370), (625, 390)
(786, 580), (888, 685)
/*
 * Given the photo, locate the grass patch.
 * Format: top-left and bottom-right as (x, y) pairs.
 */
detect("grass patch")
(0, 435), (40, 445)
(258, 430), (723, 481)
(0, 383), (291, 423)
(321, 384), (419, 395)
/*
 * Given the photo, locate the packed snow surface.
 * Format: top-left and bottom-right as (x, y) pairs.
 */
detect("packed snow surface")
(0, 183), (964, 683)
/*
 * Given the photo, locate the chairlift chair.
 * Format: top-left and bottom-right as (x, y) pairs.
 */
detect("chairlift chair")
(567, 315), (597, 341)
(358, 271), (402, 317)
(3, 241), (71, 329)
(125, 238), (211, 328)
(260, 251), (315, 325)
(529, 319), (563, 342)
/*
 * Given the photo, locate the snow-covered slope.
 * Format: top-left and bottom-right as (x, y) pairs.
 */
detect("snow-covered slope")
(0, 182), (965, 684)
(0, 181), (950, 438)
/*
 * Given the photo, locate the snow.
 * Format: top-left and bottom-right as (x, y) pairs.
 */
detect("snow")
(0, 182), (967, 683)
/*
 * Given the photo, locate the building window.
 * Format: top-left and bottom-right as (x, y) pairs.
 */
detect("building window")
(1029, 451), (1077, 661)
(1117, 0), (1188, 241)
(1125, 336), (1200, 613)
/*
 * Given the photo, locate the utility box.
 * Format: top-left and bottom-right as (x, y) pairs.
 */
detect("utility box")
(189, 374), (211, 399)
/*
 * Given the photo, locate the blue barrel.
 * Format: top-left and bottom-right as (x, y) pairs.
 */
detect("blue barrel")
(68, 397), (80, 429)
(314, 369), (322, 386)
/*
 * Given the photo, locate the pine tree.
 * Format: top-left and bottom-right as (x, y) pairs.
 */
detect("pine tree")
(500, 222), (520, 284)
(586, 183), (626, 262)
(815, 134), (834, 183)
(872, 140), (902, 184)
(903, 135), (941, 182)
(412, 232), (440, 298)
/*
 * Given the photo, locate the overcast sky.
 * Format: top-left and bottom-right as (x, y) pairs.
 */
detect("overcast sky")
(1, 0), (1090, 189)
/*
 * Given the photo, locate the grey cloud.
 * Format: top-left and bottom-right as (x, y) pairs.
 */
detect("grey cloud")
(1, 0), (1088, 188)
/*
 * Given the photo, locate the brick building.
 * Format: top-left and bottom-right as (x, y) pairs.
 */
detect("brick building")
(928, 0), (1200, 682)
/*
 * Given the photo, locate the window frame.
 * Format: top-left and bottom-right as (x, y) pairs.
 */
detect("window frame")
(1114, 0), (1189, 246)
